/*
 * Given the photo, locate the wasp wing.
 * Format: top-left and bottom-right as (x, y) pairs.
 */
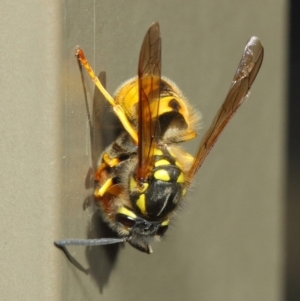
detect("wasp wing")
(137, 22), (162, 182)
(188, 37), (264, 179)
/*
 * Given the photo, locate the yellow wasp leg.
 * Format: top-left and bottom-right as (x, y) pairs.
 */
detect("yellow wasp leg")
(94, 154), (121, 197)
(95, 178), (114, 197)
(94, 154), (120, 181)
(103, 154), (120, 167)
(76, 48), (138, 144)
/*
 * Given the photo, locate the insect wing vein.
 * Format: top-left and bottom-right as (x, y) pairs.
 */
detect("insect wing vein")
(137, 22), (162, 182)
(188, 37), (264, 179)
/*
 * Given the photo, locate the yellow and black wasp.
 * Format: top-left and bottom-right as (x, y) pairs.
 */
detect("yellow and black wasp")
(55, 22), (264, 254)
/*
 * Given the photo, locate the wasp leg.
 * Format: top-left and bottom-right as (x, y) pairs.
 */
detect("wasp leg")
(95, 176), (123, 197)
(102, 153), (120, 168)
(76, 48), (138, 144)
(94, 153), (123, 197)
(95, 177), (114, 197)
(94, 153), (120, 181)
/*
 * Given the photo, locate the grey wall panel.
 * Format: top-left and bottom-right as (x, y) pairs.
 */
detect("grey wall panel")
(0, 1), (64, 301)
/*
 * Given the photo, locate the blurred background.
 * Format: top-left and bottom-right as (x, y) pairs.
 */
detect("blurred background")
(1, 0), (300, 300)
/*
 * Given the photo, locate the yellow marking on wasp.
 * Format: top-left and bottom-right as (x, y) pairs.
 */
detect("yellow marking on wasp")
(154, 148), (163, 156)
(117, 206), (137, 219)
(177, 172), (185, 183)
(130, 177), (137, 191)
(95, 178), (114, 197)
(120, 80), (138, 111)
(154, 169), (170, 182)
(151, 96), (188, 118)
(161, 220), (169, 226)
(139, 183), (149, 193)
(182, 188), (187, 197)
(155, 159), (170, 167)
(130, 177), (149, 193)
(103, 153), (120, 167)
(136, 194), (146, 215)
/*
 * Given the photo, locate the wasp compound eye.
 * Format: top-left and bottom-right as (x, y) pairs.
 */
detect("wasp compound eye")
(115, 213), (136, 229)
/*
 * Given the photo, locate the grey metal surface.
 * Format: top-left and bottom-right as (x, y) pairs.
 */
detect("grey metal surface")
(0, 1), (286, 300)
(0, 1), (63, 301)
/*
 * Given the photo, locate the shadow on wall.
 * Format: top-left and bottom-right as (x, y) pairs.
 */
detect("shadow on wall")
(59, 69), (125, 293)
(85, 71), (124, 293)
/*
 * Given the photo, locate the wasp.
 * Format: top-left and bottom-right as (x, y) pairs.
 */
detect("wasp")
(55, 22), (264, 254)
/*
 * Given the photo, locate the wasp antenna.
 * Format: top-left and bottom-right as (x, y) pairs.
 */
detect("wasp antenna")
(54, 237), (126, 247)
